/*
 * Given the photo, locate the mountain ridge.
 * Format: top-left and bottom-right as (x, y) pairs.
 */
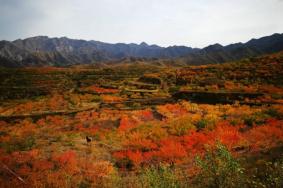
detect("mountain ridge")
(0, 33), (283, 67)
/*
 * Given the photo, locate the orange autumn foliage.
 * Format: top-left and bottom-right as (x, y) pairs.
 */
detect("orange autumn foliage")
(52, 150), (79, 174)
(182, 131), (213, 155)
(118, 115), (139, 132)
(123, 132), (158, 151)
(83, 161), (114, 182)
(157, 103), (187, 118)
(155, 139), (187, 163)
(85, 85), (119, 94)
(135, 109), (154, 121)
(127, 150), (144, 166)
(213, 121), (244, 149)
(33, 160), (54, 172)
(244, 119), (283, 151)
(101, 95), (123, 102)
(113, 150), (144, 167)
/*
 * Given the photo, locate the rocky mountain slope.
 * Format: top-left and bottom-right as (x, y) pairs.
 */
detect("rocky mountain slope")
(0, 33), (282, 67)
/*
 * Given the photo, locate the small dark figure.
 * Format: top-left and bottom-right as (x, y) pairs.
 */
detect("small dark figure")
(86, 136), (92, 143)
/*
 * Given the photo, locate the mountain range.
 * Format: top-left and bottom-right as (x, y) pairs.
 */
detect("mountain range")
(0, 33), (283, 67)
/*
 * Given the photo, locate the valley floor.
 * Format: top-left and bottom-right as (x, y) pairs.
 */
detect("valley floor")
(0, 52), (283, 187)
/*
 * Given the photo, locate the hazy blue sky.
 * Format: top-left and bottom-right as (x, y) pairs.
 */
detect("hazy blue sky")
(0, 0), (282, 47)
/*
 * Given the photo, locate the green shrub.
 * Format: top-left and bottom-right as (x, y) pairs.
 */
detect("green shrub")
(247, 159), (283, 188)
(196, 119), (208, 130)
(230, 119), (240, 126)
(264, 108), (282, 119)
(140, 165), (180, 188)
(244, 116), (255, 127)
(194, 143), (245, 188)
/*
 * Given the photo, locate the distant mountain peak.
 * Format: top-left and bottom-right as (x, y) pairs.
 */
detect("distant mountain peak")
(140, 42), (148, 46)
(203, 43), (223, 52)
(27, 36), (49, 40)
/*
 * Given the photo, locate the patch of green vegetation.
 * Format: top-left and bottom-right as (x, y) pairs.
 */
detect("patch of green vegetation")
(196, 119), (208, 130)
(243, 111), (271, 127)
(264, 108), (283, 119)
(91, 95), (102, 102)
(168, 118), (196, 136)
(247, 159), (283, 187)
(139, 165), (180, 188)
(169, 86), (181, 94)
(194, 143), (245, 188)
(244, 116), (255, 127)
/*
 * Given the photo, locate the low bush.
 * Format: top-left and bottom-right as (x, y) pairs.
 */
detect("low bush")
(194, 143), (245, 188)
